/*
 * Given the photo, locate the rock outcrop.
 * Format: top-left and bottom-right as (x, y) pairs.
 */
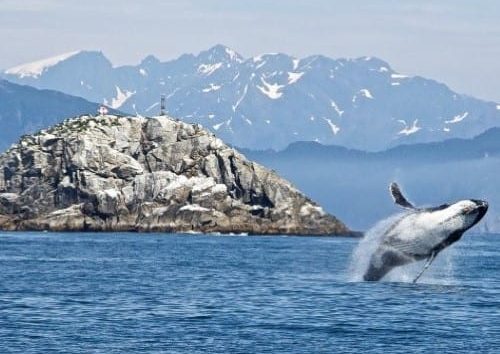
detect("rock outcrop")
(0, 115), (350, 235)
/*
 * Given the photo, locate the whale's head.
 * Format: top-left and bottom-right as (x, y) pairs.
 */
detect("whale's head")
(460, 199), (489, 229)
(431, 199), (488, 232)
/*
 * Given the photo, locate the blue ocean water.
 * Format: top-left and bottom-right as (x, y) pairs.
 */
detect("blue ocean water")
(0, 232), (498, 353)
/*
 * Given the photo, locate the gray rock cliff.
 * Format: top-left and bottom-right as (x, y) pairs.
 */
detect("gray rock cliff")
(0, 115), (350, 235)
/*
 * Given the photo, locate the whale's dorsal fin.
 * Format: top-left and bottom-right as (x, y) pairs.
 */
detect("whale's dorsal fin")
(390, 182), (415, 209)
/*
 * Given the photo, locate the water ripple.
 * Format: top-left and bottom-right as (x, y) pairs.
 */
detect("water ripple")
(0, 232), (498, 353)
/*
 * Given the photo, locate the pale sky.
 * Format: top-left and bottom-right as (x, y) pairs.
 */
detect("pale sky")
(1, 0), (499, 102)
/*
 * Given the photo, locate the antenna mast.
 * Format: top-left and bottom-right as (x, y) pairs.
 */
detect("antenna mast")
(160, 94), (166, 116)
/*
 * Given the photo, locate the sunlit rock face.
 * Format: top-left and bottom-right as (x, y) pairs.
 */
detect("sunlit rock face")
(0, 114), (349, 235)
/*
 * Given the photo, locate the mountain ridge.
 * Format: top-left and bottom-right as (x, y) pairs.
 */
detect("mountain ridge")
(242, 126), (500, 162)
(4, 45), (500, 151)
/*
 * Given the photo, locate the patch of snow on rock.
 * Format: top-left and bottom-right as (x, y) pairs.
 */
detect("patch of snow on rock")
(256, 78), (284, 99)
(253, 55), (264, 63)
(353, 89), (374, 102)
(330, 100), (344, 116)
(145, 102), (159, 112)
(391, 73), (408, 79)
(105, 86), (135, 109)
(5, 50), (81, 78)
(232, 84), (248, 112)
(359, 89), (374, 99)
(287, 71), (304, 84)
(398, 119), (421, 136)
(212, 122), (224, 131)
(323, 118), (340, 135)
(202, 84), (222, 93)
(198, 63), (223, 75)
(225, 47), (242, 62)
(445, 112), (468, 124)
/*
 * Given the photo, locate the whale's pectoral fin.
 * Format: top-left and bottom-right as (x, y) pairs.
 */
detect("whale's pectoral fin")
(390, 182), (415, 209)
(412, 251), (437, 283)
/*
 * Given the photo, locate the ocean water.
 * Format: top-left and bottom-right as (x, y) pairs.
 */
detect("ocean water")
(0, 232), (498, 353)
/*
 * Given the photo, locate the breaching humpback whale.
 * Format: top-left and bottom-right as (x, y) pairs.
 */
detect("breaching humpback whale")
(363, 183), (488, 282)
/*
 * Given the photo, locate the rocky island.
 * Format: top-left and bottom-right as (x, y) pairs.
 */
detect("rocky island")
(0, 115), (351, 235)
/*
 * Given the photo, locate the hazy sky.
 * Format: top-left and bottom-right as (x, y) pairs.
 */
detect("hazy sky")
(1, 0), (499, 101)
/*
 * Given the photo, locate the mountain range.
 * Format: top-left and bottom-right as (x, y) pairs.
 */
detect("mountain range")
(0, 79), (119, 151)
(4, 45), (500, 151)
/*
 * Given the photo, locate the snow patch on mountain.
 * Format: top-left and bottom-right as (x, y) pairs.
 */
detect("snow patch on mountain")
(5, 50), (81, 78)
(145, 102), (159, 113)
(398, 119), (421, 136)
(253, 55), (264, 63)
(359, 89), (374, 99)
(353, 89), (374, 102)
(323, 118), (340, 135)
(212, 122), (224, 131)
(202, 84), (222, 93)
(287, 72), (304, 84)
(104, 86), (135, 109)
(198, 63), (222, 75)
(224, 47), (243, 62)
(256, 78), (284, 99)
(445, 112), (468, 124)
(232, 84), (248, 112)
(330, 100), (344, 116)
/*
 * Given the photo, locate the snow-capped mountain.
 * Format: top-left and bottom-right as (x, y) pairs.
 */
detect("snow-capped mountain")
(4, 45), (500, 150)
(0, 79), (120, 151)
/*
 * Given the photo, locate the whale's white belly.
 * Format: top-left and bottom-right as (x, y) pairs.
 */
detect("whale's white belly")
(383, 211), (459, 257)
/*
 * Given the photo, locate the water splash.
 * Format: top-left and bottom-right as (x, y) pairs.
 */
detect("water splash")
(347, 213), (404, 282)
(347, 212), (458, 284)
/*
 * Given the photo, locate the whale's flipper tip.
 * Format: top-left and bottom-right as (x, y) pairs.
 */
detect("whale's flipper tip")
(390, 182), (415, 209)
